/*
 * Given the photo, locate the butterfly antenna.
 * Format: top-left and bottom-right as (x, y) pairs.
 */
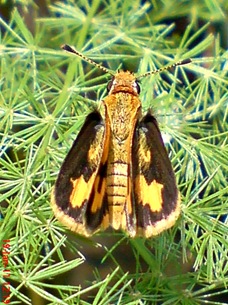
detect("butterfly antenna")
(61, 44), (115, 76)
(137, 58), (191, 79)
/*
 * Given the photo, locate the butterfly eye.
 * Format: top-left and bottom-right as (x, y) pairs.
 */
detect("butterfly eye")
(107, 77), (114, 92)
(135, 80), (141, 94)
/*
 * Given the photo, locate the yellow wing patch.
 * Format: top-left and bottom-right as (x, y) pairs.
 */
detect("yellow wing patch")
(70, 173), (97, 208)
(135, 175), (164, 212)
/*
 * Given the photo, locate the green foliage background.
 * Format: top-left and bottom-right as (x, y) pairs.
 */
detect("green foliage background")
(0, 1), (227, 304)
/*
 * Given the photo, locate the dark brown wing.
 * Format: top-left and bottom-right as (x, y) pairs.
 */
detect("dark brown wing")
(132, 112), (180, 237)
(51, 110), (109, 236)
